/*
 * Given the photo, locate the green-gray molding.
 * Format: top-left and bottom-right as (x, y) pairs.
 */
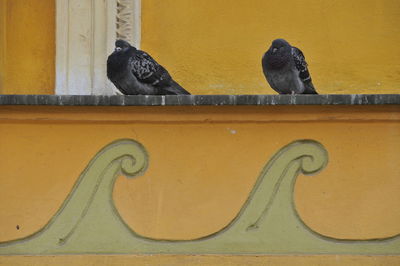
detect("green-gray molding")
(0, 139), (399, 255)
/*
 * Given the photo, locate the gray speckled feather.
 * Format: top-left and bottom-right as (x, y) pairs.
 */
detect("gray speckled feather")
(262, 39), (318, 94)
(107, 40), (190, 95)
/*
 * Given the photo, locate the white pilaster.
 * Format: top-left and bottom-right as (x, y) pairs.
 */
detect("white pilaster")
(56, 0), (141, 95)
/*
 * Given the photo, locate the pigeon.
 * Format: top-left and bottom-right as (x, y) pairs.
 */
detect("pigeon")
(262, 39), (318, 94)
(107, 40), (190, 95)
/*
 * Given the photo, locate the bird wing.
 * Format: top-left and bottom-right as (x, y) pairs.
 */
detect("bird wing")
(130, 50), (172, 86)
(291, 47), (312, 83)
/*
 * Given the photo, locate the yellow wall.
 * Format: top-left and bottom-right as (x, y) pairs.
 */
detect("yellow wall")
(0, 105), (399, 242)
(0, 0), (55, 94)
(0, 105), (399, 264)
(1, 1), (399, 95)
(142, 0), (400, 94)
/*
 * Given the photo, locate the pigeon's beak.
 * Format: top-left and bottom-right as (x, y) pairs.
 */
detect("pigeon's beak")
(272, 48), (278, 53)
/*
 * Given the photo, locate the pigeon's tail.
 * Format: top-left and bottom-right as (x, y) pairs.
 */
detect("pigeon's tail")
(303, 82), (318, 95)
(162, 80), (191, 95)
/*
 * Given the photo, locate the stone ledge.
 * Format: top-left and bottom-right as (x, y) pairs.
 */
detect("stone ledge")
(0, 94), (399, 106)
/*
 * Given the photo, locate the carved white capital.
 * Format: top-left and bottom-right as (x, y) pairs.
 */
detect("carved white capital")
(56, 0), (141, 95)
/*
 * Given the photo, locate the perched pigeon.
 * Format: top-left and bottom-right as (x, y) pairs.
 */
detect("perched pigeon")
(107, 40), (190, 95)
(262, 39), (318, 94)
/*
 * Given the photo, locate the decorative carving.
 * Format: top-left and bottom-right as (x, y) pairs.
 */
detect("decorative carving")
(116, 0), (134, 43)
(116, 0), (141, 47)
(0, 139), (399, 255)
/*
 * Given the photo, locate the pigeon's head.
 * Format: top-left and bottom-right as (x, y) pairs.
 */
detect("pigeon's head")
(114, 39), (134, 53)
(263, 38), (292, 70)
(270, 39), (290, 54)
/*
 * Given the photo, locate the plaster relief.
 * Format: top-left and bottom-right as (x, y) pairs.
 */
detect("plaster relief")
(0, 139), (399, 255)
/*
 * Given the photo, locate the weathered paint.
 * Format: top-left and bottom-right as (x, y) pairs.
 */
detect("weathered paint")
(0, 0), (55, 94)
(142, 0), (400, 95)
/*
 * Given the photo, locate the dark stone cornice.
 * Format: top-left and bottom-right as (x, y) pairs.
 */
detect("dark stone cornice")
(0, 94), (399, 106)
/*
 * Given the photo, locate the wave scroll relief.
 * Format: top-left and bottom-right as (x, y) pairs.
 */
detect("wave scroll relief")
(0, 139), (399, 255)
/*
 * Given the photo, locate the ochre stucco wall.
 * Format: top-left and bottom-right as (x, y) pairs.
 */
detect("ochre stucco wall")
(0, 105), (399, 264)
(142, 0), (400, 95)
(0, 0), (55, 94)
(0, 106), (399, 243)
(1, 1), (399, 95)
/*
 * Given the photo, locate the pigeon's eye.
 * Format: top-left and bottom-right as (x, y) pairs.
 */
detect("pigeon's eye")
(115, 47), (122, 52)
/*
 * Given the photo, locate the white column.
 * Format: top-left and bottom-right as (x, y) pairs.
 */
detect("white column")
(56, 0), (141, 95)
